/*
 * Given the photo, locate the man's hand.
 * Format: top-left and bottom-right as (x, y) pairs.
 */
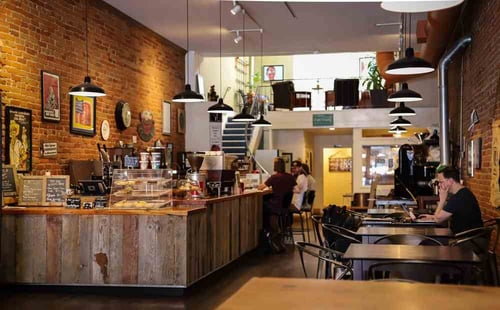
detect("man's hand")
(418, 214), (435, 221)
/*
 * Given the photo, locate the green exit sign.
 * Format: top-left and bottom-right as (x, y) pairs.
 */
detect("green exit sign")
(312, 114), (334, 127)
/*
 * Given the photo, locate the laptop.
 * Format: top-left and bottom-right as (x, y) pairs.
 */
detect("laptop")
(400, 204), (436, 223)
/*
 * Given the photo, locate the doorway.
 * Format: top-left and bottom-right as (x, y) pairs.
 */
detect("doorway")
(323, 148), (352, 207)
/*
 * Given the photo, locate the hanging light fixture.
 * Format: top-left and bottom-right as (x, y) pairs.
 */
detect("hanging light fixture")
(388, 82), (422, 102)
(233, 10), (256, 123)
(389, 102), (416, 116)
(230, 1), (242, 15)
(390, 116), (412, 127)
(381, 1), (464, 13)
(208, 0), (234, 114)
(386, 13), (434, 75)
(69, 0), (106, 97)
(233, 31), (243, 44)
(173, 0), (204, 103)
(252, 30), (271, 127)
(388, 126), (408, 134)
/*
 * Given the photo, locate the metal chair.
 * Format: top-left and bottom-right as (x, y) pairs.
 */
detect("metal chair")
(374, 234), (443, 246)
(294, 241), (353, 280)
(484, 218), (500, 252)
(484, 218), (500, 286)
(300, 190), (316, 242)
(368, 260), (465, 284)
(321, 223), (361, 253)
(311, 215), (324, 246)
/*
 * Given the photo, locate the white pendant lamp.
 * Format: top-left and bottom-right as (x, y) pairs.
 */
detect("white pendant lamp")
(381, 1), (464, 13)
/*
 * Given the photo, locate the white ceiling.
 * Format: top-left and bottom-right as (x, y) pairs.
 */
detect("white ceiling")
(102, 0), (427, 57)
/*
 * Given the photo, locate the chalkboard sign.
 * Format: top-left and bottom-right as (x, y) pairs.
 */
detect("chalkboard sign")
(19, 176), (45, 206)
(2, 165), (18, 197)
(45, 176), (69, 206)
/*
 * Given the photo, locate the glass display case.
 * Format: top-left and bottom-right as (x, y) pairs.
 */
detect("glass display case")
(109, 169), (173, 209)
(361, 145), (399, 186)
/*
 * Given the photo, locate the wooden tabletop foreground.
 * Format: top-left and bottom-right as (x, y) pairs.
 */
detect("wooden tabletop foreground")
(216, 277), (500, 310)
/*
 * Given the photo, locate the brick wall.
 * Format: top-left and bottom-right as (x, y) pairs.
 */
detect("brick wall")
(0, 0), (186, 175)
(447, 0), (500, 246)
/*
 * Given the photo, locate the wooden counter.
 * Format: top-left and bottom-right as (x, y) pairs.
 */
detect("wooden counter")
(0, 191), (265, 288)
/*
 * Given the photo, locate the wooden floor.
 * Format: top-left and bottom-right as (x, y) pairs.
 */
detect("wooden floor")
(0, 236), (314, 310)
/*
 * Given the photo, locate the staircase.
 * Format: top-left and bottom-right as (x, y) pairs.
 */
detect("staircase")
(221, 118), (252, 158)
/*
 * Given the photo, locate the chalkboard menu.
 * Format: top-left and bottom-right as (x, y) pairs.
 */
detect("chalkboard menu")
(19, 176), (45, 206)
(45, 176), (69, 206)
(2, 166), (17, 197)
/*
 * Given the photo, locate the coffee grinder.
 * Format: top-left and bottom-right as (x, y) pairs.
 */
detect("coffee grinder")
(186, 154), (206, 198)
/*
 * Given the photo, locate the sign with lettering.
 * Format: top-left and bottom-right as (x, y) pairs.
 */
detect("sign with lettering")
(19, 176), (45, 206)
(312, 114), (334, 127)
(2, 165), (18, 197)
(41, 141), (58, 157)
(65, 197), (81, 209)
(45, 176), (69, 206)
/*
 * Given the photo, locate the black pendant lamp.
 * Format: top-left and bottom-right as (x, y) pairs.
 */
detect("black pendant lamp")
(252, 30), (271, 127)
(208, 0), (234, 114)
(388, 82), (422, 102)
(386, 14), (434, 76)
(389, 102), (416, 117)
(390, 116), (412, 127)
(388, 126), (408, 134)
(69, 0), (105, 97)
(173, 0), (204, 103)
(252, 114), (272, 127)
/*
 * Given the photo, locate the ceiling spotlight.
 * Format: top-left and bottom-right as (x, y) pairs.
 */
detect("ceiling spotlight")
(231, 4), (242, 15)
(388, 126), (408, 134)
(234, 31), (242, 44)
(329, 127), (336, 131)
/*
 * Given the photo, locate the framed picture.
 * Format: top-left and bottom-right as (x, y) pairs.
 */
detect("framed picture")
(281, 152), (293, 174)
(329, 156), (352, 172)
(263, 65), (284, 82)
(162, 100), (171, 135)
(359, 56), (375, 81)
(467, 139), (474, 177)
(5, 106), (32, 173)
(474, 137), (482, 169)
(177, 108), (185, 134)
(70, 95), (96, 136)
(41, 70), (61, 122)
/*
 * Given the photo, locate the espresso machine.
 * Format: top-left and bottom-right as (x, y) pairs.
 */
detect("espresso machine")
(186, 154), (206, 198)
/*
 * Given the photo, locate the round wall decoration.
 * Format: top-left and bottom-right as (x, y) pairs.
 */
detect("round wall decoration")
(137, 110), (155, 142)
(101, 119), (110, 140)
(115, 100), (131, 131)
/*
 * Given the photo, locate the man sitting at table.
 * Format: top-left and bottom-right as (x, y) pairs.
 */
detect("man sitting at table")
(419, 166), (483, 234)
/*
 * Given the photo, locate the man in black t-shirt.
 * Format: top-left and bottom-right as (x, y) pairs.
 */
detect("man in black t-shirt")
(419, 166), (483, 234)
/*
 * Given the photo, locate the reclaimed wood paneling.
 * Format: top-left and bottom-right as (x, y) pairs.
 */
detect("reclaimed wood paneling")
(108, 215), (123, 284)
(61, 215), (80, 283)
(91, 215), (110, 284)
(186, 211), (208, 285)
(0, 215), (16, 282)
(230, 198), (240, 260)
(15, 215), (47, 283)
(239, 197), (250, 253)
(122, 215), (139, 284)
(46, 215), (62, 283)
(138, 216), (159, 284)
(78, 215), (93, 283)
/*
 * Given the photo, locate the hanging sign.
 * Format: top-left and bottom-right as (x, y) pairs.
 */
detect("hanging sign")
(313, 114), (334, 127)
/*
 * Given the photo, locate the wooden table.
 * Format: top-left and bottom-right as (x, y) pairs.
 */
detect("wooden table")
(356, 226), (454, 244)
(216, 277), (500, 309)
(362, 219), (440, 227)
(344, 244), (480, 281)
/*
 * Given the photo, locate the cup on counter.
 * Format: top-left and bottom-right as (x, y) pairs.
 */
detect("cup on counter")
(140, 152), (150, 162)
(151, 152), (161, 162)
(139, 160), (149, 170)
(151, 160), (160, 169)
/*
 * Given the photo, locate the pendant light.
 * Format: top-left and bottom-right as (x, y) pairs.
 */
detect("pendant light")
(208, 1), (234, 114)
(388, 126), (408, 134)
(69, 0), (106, 97)
(386, 14), (434, 75)
(173, 0), (204, 103)
(233, 10), (256, 122)
(381, 1), (464, 13)
(390, 116), (412, 127)
(389, 102), (416, 116)
(388, 82), (422, 102)
(252, 30), (271, 127)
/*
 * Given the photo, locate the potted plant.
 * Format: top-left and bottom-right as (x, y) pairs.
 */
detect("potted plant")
(362, 60), (388, 107)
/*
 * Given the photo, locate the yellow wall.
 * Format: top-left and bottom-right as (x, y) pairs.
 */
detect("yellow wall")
(323, 148), (352, 206)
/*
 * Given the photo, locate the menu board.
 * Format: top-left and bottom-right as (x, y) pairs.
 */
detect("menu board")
(45, 176), (69, 206)
(2, 166), (17, 197)
(19, 176), (45, 206)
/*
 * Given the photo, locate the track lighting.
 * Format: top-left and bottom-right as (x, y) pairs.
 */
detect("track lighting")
(231, 4), (242, 15)
(234, 31), (242, 44)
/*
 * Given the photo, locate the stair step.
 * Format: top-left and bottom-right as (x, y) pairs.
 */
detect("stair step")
(222, 141), (246, 147)
(223, 129), (252, 135)
(225, 122), (248, 129)
(222, 135), (248, 141)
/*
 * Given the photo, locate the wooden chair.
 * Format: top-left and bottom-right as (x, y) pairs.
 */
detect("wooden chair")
(295, 241), (353, 280)
(374, 234), (443, 246)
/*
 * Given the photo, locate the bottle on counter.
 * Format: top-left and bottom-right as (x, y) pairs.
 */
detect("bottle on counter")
(234, 171), (241, 195)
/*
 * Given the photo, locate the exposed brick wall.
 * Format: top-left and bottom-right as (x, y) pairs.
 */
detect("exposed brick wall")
(0, 0), (186, 175)
(447, 0), (500, 249)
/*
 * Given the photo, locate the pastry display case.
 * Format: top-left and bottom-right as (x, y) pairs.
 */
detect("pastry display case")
(109, 169), (173, 209)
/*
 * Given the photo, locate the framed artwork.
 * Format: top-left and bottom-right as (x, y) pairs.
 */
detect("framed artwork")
(474, 137), (482, 169)
(162, 100), (171, 135)
(177, 108), (185, 134)
(281, 152), (293, 174)
(467, 139), (474, 177)
(263, 65), (284, 82)
(70, 95), (96, 136)
(5, 106), (32, 173)
(359, 56), (375, 81)
(41, 70), (61, 122)
(329, 156), (352, 172)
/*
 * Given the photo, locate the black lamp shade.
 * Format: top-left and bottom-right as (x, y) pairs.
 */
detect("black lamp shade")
(232, 107), (256, 122)
(386, 48), (434, 75)
(173, 84), (204, 103)
(208, 98), (234, 114)
(390, 116), (412, 127)
(69, 76), (106, 97)
(388, 126), (408, 133)
(389, 102), (416, 116)
(251, 114), (271, 127)
(388, 82), (422, 102)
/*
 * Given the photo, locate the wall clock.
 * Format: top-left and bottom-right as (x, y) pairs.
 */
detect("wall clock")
(101, 119), (110, 140)
(115, 100), (131, 131)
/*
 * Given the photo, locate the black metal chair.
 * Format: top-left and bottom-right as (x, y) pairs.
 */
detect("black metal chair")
(484, 218), (500, 286)
(322, 223), (361, 254)
(300, 190), (316, 242)
(295, 241), (353, 280)
(368, 260), (465, 284)
(311, 215), (324, 246)
(374, 234), (443, 246)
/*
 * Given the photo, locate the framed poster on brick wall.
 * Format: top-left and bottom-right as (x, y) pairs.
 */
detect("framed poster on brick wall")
(5, 106), (32, 173)
(41, 70), (61, 122)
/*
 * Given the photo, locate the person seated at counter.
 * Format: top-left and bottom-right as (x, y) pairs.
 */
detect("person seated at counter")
(419, 166), (483, 234)
(258, 157), (296, 233)
(291, 164), (308, 211)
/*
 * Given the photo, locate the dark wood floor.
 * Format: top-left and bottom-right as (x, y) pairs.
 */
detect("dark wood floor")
(0, 235), (315, 310)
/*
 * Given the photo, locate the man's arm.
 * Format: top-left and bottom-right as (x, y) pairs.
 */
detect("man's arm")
(419, 188), (452, 223)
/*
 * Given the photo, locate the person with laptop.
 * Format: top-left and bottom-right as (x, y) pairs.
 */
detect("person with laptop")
(418, 166), (483, 234)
